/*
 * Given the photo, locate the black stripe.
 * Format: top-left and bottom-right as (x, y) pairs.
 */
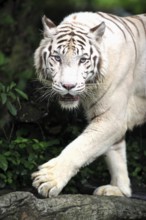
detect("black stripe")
(56, 32), (86, 44)
(70, 31), (76, 36)
(90, 47), (93, 55)
(53, 50), (59, 54)
(57, 39), (67, 44)
(83, 53), (89, 56)
(43, 52), (47, 65)
(93, 56), (97, 68)
(113, 16), (138, 59)
(90, 115), (98, 121)
(56, 34), (68, 40)
(97, 57), (102, 73)
(107, 14), (131, 41)
(48, 45), (52, 53)
(57, 29), (71, 33)
(49, 62), (53, 67)
(76, 47), (79, 54)
(56, 45), (62, 50)
(76, 39), (86, 46)
(86, 65), (90, 69)
(107, 26), (114, 33)
(58, 24), (86, 33)
(39, 46), (45, 68)
(99, 12), (138, 59)
(98, 12), (127, 40)
(125, 18), (140, 37)
(133, 15), (146, 36)
(58, 25), (73, 30)
(62, 47), (67, 54)
(109, 14), (133, 35)
(74, 33), (87, 41)
(77, 30), (87, 35)
(114, 136), (125, 145)
(89, 40), (100, 55)
(39, 56), (43, 71)
(121, 18), (137, 59)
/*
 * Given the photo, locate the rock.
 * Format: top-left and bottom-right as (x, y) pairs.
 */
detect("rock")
(0, 191), (146, 220)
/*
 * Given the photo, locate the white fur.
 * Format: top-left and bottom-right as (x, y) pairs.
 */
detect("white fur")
(32, 12), (146, 197)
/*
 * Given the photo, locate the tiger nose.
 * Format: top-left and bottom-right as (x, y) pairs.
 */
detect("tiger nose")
(61, 83), (76, 90)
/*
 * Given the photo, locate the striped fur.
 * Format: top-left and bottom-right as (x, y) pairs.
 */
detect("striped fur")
(33, 12), (146, 198)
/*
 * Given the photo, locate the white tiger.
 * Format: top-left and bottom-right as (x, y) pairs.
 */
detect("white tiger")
(32, 11), (146, 198)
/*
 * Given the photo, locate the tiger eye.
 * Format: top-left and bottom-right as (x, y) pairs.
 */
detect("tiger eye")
(54, 55), (61, 62)
(80, 57), (87, 63)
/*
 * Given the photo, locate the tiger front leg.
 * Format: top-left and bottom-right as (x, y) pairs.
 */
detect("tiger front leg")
(32, 156), (78, 197)
(31, 124), (108, 197)
(32, 116), (126, 198)
(32, 131), (96, 198)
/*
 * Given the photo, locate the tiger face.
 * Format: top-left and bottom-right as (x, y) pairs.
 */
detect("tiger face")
(35, 16), (105, 109)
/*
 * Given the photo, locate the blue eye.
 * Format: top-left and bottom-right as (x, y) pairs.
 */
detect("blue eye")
(54, 55), (61, 62)
(80, 57), (88, 63)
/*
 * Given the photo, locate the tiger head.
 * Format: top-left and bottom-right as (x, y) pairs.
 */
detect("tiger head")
(34, 15), (106, 109)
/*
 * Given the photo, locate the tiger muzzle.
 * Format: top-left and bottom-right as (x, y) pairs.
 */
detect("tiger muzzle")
(60, 94), (79, 102)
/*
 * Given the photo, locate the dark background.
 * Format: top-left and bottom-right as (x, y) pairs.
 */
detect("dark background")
(0, 0), (146, 196)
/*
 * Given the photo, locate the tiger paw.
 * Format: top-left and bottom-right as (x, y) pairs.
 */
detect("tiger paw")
(93, 185), (125, 197)
(31, 157), (72, 197)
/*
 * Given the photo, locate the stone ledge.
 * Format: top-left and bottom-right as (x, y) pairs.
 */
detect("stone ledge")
(0, 191), (146, 220)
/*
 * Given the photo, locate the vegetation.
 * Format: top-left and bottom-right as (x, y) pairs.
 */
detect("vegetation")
(0, 0), (146, 194)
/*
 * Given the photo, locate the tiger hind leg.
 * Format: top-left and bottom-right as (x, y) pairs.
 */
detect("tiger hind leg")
(94, 139), (131, 197)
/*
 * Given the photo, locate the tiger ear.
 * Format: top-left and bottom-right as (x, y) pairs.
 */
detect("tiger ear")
(90, 22), (105, 40)
(42, 15), (56, 37)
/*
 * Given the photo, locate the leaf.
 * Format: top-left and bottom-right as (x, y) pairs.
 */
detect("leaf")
(4, 151), (11, 157)
(13, 137), (29, 144)
(46, 139), (60, 147)
(6, 101), (17, 116)
(0, 51), (6, 66)
(0, 93), (7, 104)
(8, 91), (16, 100)
(0, 155), (8, 171)
(6, 86), (10, 92)
(9, 82), (16, 89)
(0, 82), (5, 92)
(1, 14), (15, 25)
(14, 88), (28, 100)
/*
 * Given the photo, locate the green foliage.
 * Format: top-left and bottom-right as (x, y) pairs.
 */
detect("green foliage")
(0, 51), (8, 66)
(0, 137), (60, 189)
(127, 138), (146, 184)
(0, 82), (28, 117)
(67, 0), (146, 13)
(91, 0), (145, 12)
(0, 132), (145, 192)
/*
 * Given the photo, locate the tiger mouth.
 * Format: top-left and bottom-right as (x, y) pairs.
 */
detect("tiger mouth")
(60, 94), (79, 102)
